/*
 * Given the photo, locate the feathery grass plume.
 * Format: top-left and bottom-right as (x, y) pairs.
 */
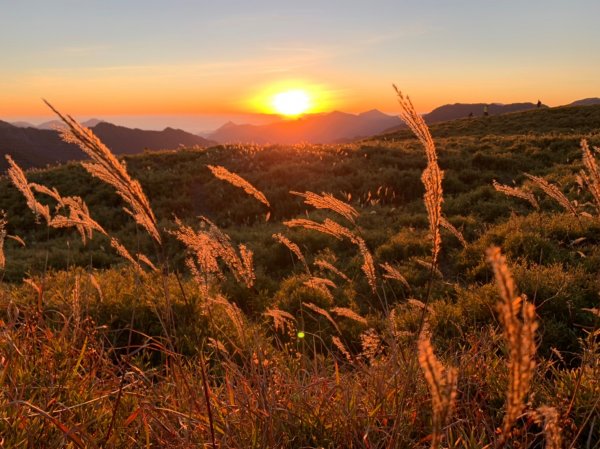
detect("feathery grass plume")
(524, 173), (578, 216)
(285, 217), (377, 291)
(110, 238), (144, 273)
(6, 155), (105, 244)
(0, 212), (6, 269)
(303, 277), (336, 302)
(314, 258), (351, 283)
(5, 155), (50, 223)
(303, 302), (341, 333)
(360, 328), (382, 361)
(45, 101), (161, 244)
(354, 236), (377, 293)
(380, 262), (410, 290)
(332, 336), (353, 362)
(212, 296), (246, 340)
(439, 216), (467, 248)
(534, 406), (562, 449)
(7, 234), (25, 247)
(417, 333), (458, 449)
(89, 273), (104, 303)
(291, 191), (359, 223)
(207, 165), (270, 207)
(46, 196), (106, 244)
(272, 233), (308, 272)
(492, 180), (540, 210)
(415, 258), (443, 278)
(136, 253), (158, 272)
(264, 308), (296, 333)
(330, 307), (367, 326)
(284, 218), (355, 240)
(394, 87), (443, 265)
(173, 217), (255, 288)
(579, 139), (600, 213)
(486, 247), (538, 438)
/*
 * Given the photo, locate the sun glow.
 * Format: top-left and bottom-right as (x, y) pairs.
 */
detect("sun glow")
(272, 90), (310, 116)
(248, 81), (333, 117)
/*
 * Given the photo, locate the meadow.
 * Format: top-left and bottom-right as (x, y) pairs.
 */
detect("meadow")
(0, 98), (599, 448)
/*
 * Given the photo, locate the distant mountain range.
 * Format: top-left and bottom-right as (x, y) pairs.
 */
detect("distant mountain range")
(207, 109), (403, 144)
(1, 97), (597, 168)
(0, 121), (215, 169)
(206, 102), (551, 144)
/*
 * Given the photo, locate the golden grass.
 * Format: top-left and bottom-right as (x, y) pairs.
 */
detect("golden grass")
(46, 101), (161, 244)
(493, 179), (540, 210)
(0, 94), (596, 448)
(394, 86), (443, 266)
(208, 164), (270, 207)
(487, 247), (538, 440)
(417, 333), (458, 449)
(291, 190), (359, 224)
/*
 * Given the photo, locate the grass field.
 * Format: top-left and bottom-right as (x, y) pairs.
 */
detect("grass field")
(0, 102), (599, 448)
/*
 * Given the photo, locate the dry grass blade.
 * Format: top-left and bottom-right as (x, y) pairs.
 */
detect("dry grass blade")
(417, 333), (458, 449)
(492, 180), (540, 209)
(487, 247), (538, 440)
(45, 101), (161, 244)
(264, 308), (296, 333)
(380, 262), (410, 290)
(314, 258), (351, 283)
(0, 212), (6, 269)
(579, 139), (600, 214)
(303, 277), (336, 302)
(394, 86), (443, 265)
(6, 155), (105, 244)
(439, 216), (467, 247)
(284, 218), (355, 240)
(524, 173), (578, 216)
(47, 196), (107, 244)
(330, 307), (367, 326)
(355, 236), (377, 293)
(285, 217), (376, 291)
(303, 302), (341, 333)
(272, 233), (308, 272)
(208, 164), (270, 207)
(291, 190), (359, 223)
(7, 234), (25, 247)
(332, 336), (353, 362)
(173, 217), (255, 288)
(535, 406), (562, 449)
(5, 155), (50, 223)
(110, 238), (144, 274)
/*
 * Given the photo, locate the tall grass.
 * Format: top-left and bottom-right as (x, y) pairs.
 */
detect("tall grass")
(0, 96), (598, 448)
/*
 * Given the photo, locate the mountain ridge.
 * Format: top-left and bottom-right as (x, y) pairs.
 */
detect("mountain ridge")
(0, 120), (215, 169)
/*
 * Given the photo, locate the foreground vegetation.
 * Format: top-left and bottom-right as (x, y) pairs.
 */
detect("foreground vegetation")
(0, 99), (599, 448)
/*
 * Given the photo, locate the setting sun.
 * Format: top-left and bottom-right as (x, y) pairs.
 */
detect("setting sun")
(272, 90), (311, 116)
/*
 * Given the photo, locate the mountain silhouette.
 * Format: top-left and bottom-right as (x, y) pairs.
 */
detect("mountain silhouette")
(207, 110), (402, 144)
(92, 122), (215, 154)
(0, 120), (215, 169)
(569, 98), (600, 107)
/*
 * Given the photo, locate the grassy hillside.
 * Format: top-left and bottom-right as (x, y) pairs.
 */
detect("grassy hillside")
(1, 104), (599, 447)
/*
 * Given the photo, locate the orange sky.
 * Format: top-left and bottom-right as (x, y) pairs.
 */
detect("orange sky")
(2, 2), (599, 120)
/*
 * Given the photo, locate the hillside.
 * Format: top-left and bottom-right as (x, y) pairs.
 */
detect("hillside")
(379, 103), (600, 140)
(1, 103), (599, 447)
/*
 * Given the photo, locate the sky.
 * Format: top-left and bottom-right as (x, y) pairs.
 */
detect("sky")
(1, 0), (599, 131)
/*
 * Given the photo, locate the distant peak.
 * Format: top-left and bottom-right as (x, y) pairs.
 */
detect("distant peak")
(359, 109), (385, 117)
